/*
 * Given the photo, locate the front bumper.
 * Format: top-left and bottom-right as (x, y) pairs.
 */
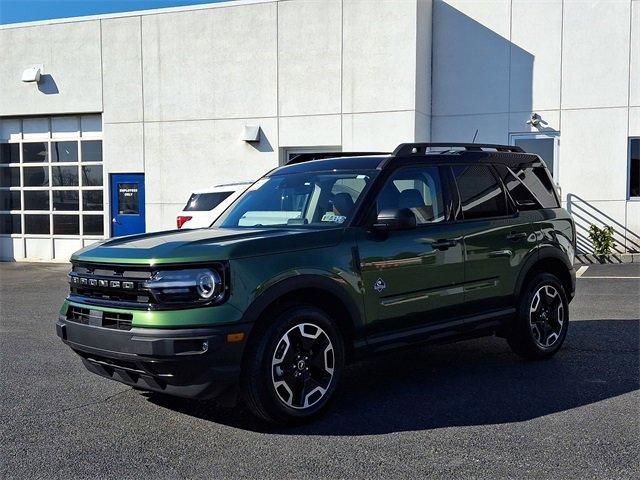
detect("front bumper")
(56, 316), (251, 399)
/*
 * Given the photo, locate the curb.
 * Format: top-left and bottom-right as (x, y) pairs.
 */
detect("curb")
(575, 253), (639, 265)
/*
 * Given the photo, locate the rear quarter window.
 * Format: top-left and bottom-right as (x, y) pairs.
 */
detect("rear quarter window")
(183, 191), (233, 211)
(509, 165), (560, 208)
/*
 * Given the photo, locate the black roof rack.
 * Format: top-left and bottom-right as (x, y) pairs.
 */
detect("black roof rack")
(392, 143), (524, 156)
(285, 151), (388, 165)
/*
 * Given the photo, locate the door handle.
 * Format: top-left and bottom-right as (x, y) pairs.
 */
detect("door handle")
(431, 239), (457, 250)
(506, 231), (527, 241)
(112, 218), (120, 225)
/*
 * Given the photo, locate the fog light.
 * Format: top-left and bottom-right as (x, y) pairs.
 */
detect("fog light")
(202, 340), (209, 352)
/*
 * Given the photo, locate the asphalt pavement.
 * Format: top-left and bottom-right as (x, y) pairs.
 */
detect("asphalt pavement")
(0, 262), (638, 479)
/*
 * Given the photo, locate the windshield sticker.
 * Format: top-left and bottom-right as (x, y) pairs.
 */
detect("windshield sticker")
(321, 212), (346, 224)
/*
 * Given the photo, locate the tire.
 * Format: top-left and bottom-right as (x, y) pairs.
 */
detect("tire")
(241, 304), (345, 425)
(507, 272), (569, 360)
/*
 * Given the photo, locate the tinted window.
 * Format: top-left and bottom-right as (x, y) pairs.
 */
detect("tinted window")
(376, 166), (446, 224)
(0, 167), (20, 187)
(81, 165), (103, 186)
(0, 144), (19, 164)
(24, 214), (50, 234)
(51, 141), (78, 162)
(629, 138), (640, 198)
(81, 141), (102, 162)
(82, 190), (103, 211)
(510, 165), (559, 208)
(53, 215), (79, 235)
(53, 191), (79, 211)
(452, 165), (508, 219)
(83, 215), (104, 235)
(0, 214), (21, 234)
(0, 190), (20, 210)
(24, 191), (49, 210)
(493, 164), (540, 210)
(23, 142), (48, 163)
(52, 166), (79, 186)
(184, 191), (233, 211)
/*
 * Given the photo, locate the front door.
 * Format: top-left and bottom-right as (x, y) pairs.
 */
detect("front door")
(357, 165), (465, 341)
(110, 173), (145, 237)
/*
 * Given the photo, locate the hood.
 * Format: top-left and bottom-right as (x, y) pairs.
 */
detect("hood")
(71, 227), (344, 265)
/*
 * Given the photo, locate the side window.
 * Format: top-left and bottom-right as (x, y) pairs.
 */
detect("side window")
(451, 165), (508, 220)
(376, 166), (446, 224)
(493, 164), (540, 210)
(510, 165), (560, 208)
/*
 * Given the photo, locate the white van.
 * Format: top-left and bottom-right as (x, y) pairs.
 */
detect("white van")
(176, 182), (251, 229)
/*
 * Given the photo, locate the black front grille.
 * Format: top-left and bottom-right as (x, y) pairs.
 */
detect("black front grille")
(67, 306), (133, 331)
(69, 262), (153, 306)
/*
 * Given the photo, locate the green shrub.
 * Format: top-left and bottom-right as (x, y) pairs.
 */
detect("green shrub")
(588, 225), (615, 256)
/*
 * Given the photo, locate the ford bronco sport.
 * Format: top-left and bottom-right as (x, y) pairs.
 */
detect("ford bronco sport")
(56, 143), (576, 425)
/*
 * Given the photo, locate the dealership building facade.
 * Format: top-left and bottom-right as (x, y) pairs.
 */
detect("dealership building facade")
(0, 0), (638, 261)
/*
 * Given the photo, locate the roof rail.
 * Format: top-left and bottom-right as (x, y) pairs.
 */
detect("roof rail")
(392, 143), (524, 156)
(285, 151), (388, 165)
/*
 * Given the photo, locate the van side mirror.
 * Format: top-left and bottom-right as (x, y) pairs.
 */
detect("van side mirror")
(372, 208), (417, 231)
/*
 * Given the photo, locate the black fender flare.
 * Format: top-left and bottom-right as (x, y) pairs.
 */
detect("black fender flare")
(241, 274), (363, 335)
(514, 246), (574, 297)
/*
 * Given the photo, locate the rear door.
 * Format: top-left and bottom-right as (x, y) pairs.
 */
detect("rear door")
(450, 164), (535, 312)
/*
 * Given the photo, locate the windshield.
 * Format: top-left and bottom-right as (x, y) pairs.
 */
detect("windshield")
(215, 170), (377, 228)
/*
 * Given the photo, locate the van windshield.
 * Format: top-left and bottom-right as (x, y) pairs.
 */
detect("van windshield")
(214, 171), (377, 228)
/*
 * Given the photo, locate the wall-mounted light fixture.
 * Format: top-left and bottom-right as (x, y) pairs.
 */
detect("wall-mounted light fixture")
(241, 125), (261, 143)
(22, 64), (43, 83)
(526, 113), (542, 128)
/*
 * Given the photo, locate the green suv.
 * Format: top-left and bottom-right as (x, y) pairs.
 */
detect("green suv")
(56, 143), (576, 424)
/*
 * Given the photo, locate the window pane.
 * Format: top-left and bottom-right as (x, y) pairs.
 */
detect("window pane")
(23, 166), (49, 187)
(184, 192), (232, 211)
(51, 141), (78, 162)
(0, 144), (19, 164)
(630, 139), (640, 198)
(0, 167), (20, 187)
(0, 190), (21, 210)
(23, 142), (48, 163)
(118, 183), (139, 214)
(514, 138), (555, 175)
(24, 214), (50, 234)
(452, 165), (508, 220)
(83, 215), (104, 235)
(493, 164), (540, 210)
(376, 166), (446, 224)
(81, 165), (103, 186)
(510, 165), (559, 208)
(81, 140), (102, 162)
(82, 190), (103, 211)
(24, 191), (49, 210)
(53, 215), (79, 235)
(53, 191), (79, 211)
(0, 214), (21, 234)
(52, 166), (78, 186)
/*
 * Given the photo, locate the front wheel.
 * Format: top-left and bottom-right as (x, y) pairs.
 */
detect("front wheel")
(241, 305), (344, 425)
(507, 273), (569, 360)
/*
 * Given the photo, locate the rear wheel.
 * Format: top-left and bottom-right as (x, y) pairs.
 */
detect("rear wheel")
(508, 273), (569, 359)
(241, 305), (344, 425)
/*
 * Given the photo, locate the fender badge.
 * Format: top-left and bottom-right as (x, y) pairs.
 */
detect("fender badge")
(374, 278), (386, 293)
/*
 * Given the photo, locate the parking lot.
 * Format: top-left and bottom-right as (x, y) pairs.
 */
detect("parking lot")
(0, 262), (638, 479)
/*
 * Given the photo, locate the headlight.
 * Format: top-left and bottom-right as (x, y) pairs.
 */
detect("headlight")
(143, 268), (225, 305)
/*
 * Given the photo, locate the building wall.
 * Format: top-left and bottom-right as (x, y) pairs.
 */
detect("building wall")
(0, 0), (432, 260)
(431, 0), (640, 253)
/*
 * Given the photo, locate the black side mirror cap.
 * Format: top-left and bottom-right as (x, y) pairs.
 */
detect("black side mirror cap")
(372, 208), (417, 231)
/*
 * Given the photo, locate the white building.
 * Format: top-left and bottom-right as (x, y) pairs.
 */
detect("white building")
(0, 0), (638, 261)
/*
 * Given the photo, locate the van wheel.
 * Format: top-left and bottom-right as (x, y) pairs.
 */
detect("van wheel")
(508, 273), (569, 360)
(241, 305), (344, 425)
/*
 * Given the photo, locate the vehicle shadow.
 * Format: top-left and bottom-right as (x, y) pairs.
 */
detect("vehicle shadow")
(146, 319), (639, 435)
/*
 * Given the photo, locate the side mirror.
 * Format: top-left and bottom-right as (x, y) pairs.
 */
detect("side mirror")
(372, 208), (417, 231)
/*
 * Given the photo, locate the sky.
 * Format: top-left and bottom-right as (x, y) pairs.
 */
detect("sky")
(0, 0), (230, 25)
